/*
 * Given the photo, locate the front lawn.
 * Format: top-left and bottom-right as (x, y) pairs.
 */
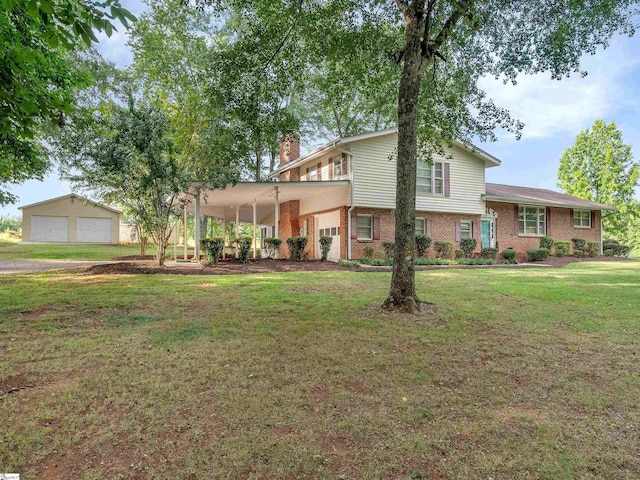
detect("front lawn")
(1, 261), (639, 478)
(0, 242), (150, 260)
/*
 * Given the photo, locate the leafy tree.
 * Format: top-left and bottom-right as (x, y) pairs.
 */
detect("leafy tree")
(201, 0), (637, 312)
(558, 119), (640, 246)
(0, 0), (136, 205)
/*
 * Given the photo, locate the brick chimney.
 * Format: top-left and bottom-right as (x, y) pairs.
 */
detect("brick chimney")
(279, 133), (300, 166)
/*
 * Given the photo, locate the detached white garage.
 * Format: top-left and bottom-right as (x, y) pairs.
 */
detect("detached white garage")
(20, 194), (121, 244)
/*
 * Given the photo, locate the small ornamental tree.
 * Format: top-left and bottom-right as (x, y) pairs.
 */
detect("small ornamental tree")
(235, 236), (252, 263)
(319, 236), (333, 261)
(415, 234), (432, 257)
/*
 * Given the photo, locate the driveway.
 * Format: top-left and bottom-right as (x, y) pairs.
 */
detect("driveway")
(0, 259), (116, 275)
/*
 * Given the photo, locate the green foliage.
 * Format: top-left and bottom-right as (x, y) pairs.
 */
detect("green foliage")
(454, 249), (464, 260)
(414, 257), (453, 266)
(434, 241), (454, 259)
(588, 242), (600, 257)
(337, 259), (359, 268)
(0, 215), (21, 232)
(286, 236), (308, 262)
(571, 238), (587, 253)
(415, 234), (432, 257)
(527, 248), (550, 262)
(501, 248), (517, 264)
(480, 247), (498, 259)
(234, 236), (252, 263)
(604, 248), (614, 256)
(319, 235), (333, 262)
(603, 239), (631, 258)
(201, 237), (224, 262)
(358, 257), (393, 266)
(263, 238), (282, 259)
(373, 249), (386, 259)
(539, 236), (554, 250)
(555, 242), (570, 257)
(381, 241), (395, 258)
(363, 245), (374, 259)
(456, 258), (496, 266)
(460, 238), (477, 258)
(558, 120), (640, 246)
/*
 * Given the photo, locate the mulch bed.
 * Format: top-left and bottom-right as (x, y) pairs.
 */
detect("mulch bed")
(85, 255), (631, 276)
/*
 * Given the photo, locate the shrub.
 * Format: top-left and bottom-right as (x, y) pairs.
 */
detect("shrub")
(456, 258), (496, 266)
(286, 236), (308, 262)
(616, 245), (631, 257)
(571, 238), (586, 253)
(373, 249), (386, 259)
(363, 245), (374, 258)
(603, 239), (631, 257)
(201, 237), (224, 263)
(254, 248), (262, 260)
(587, 242), (599, 257)
(574, 249), (585, 257)
(263, 238), (282, 259)
(434, 241), (453, 259)
(527, 248), (550, 262)
(338, 259), (359, 268)
(539, 236), (554, 250)
(460, 238), (477, 258)
(234, 237), (252, 263)
(603, 238), (619, 249)
(454, 249), (464, 259)
(603, 248), (614, 257)
(480, 247), (498, 259)
(415, 234), (432, 257)
(414, 257), (453, 266)
(554, 241), (570, 257)
(381, 241), (395, 258)
(319, 236), (333, 261)
(501, 248), (517, 264)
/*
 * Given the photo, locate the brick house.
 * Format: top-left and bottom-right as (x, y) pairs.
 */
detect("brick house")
(188, 128), (613, 261)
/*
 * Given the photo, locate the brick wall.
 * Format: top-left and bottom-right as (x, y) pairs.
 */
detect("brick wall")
(279, 166), (300, 182)
(349, 207), (482, 259)
(277, 200), (300, 257)
(488, 201), (601, 259)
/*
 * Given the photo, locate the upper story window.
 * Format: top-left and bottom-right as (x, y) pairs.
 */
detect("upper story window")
(573, 209), (591, 228)
(417, 161), (444, 195)
(518, 205), (546, 236)
(307, 164), (318, 181)
(333, 155), (349, 178)
(460, 220), (472, 239)
(357, 214), (373, 240)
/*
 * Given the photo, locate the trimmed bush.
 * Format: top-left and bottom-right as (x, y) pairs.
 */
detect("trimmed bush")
(527, 248), (550, 262)
(571, 238), (586, 254)
(457, 258), (496, 265)
(554, 241), (570, 257)
(501, 248), (517, 264)
(373, 249), (386, 259)
(480, 247), (498, 259)
(454, 249), (464, 260)
(286, 236), (308, 262)
(603, 248), (614, 257)
(460, 238), (477, 258)
(603, 239), (631, 257)
(338, 259), (359, 268)
(263, 237), (282, 259)
(587, 242), (599, 257)
(319, 236), (333, 262)
(434, 241), (454, 259)
(363, 245), (374, 259)
(414, 257), (453, 266)
(617, 245), (631, 257)
(201, 237), (224, 262)
(234, 237), (252, 263)
(539, 236), (554, 250)
(415, 234), (432, 257)
(381, 241), (395, 258)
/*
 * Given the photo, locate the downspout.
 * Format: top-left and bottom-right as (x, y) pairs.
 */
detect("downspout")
(600, 210), (603, 255)
(347, 153), (355, 260)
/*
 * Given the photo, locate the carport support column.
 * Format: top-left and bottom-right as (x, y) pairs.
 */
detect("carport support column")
(194, 194), (201, 262)
(183, 207), (188, 260)
(274, 186), (279, 258)
(235, 206), (240, 259)
(222, 216), (226, 260)
(252, 200), (257, 260)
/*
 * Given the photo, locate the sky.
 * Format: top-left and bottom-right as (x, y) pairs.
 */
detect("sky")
(3, 2), (640, 217)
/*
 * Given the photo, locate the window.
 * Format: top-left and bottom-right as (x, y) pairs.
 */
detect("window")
(415, 217), (425, 235)
(333, 155), (348, 178)
(518, 205), (546, 236)
(573, 209), (591, 228)
(417, 161), (444, 195)
(308, 164), (318, 181)
(460, 220), (472, 239)
(357, 214), (373, 240)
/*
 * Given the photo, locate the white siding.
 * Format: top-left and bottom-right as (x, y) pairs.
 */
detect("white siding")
(300, 186), (350, 215)
(349, 132), (487, 214)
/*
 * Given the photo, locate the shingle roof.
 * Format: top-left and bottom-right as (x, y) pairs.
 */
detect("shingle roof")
(485, 183), (615, 211)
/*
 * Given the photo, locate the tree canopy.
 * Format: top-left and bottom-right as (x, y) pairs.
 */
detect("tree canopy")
(558, 119), (640, 246)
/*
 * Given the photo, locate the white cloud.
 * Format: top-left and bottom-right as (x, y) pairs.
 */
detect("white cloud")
(479, 37), (640, 140)
(96, 23), (134, 68)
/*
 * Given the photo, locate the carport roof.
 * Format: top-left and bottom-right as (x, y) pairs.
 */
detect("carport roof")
(18, 194), (122, 214)
(184, 181), (350, 223)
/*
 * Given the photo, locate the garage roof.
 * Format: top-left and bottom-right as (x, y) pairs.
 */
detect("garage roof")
(18, 194), (122, 214)
(485, 183), (616, 211)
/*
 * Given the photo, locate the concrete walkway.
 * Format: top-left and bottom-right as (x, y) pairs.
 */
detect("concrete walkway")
(0, 259), (119, 275)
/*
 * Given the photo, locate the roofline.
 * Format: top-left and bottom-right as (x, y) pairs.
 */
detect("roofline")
(18, 193), (122, 214)
(484, 195), (617, 211)
(267, 127), (500, 178)
(190, 180), (350, 190)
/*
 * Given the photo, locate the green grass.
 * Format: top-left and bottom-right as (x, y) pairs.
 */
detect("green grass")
(1, 261), (640, 479)
(0, 242), (149, 260)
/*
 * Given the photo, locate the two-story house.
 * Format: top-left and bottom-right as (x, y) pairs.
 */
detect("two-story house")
(188, 128), (613, 261)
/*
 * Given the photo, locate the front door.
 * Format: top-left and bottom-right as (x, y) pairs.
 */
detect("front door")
(481, 219), (495, 249)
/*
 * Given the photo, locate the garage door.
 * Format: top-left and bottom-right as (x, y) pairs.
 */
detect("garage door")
(77, 217), (112, 243)
(315, 211), (341, 261)
(31, 216), (69, 242)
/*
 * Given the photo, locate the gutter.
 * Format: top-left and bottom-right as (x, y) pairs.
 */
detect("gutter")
(484, 196), (617, 211)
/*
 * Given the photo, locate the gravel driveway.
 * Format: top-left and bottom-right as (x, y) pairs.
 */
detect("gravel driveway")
(0, 259), (115, 275)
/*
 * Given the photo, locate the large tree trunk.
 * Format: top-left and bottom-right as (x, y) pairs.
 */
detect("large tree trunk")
(384, 13), (426, 313)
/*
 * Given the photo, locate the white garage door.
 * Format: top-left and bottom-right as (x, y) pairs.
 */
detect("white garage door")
(77, 217), (112, 243)
(315, 211), (341, 261)
(31, 216), (69, 242)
